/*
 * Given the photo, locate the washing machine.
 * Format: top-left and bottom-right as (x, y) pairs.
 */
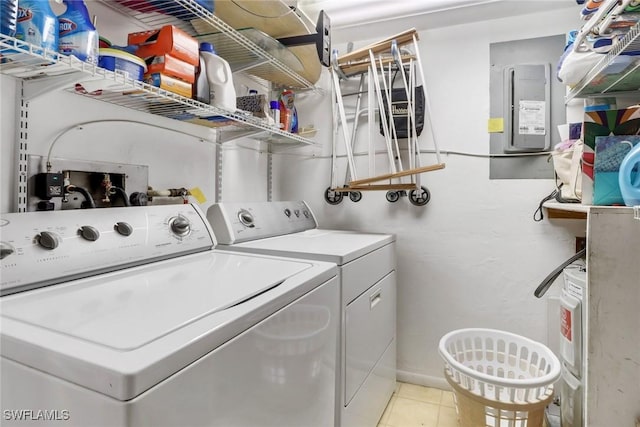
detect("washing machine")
(0, 204), (339, 427)
(207, 201), (396, 427)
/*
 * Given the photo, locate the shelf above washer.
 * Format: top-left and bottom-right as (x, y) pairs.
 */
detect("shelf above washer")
(0, 35), (316, 147)
(96, 0), (317, 89)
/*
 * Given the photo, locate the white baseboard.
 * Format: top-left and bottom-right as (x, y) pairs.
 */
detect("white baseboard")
(396, 369), (451, 391)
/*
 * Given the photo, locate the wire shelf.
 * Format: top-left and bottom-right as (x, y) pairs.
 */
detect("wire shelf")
(567, 20), (640, 100)
(1, 34), (316, 147)
(96, 0), (314, 89)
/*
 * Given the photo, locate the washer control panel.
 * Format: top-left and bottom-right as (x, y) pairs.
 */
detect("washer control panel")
(0, 204), (215, 296)
(207, 201), (317, 244)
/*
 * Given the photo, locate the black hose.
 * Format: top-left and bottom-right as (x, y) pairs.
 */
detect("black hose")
(66, 185), (96, 209)
(534, 248), (586, 298)
(110, 186), (131, 207)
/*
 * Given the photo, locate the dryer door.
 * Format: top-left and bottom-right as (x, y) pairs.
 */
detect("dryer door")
(344, 271), (396, 405)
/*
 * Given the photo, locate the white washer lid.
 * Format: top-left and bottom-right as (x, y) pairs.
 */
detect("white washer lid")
(2, 252), (307, 350)
(0, 250), (336, 400)
(218, 229), (395, 265)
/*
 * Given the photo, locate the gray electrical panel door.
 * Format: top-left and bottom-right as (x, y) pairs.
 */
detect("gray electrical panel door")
(503, 63), (550, 152)
(489, 34), (565, 180)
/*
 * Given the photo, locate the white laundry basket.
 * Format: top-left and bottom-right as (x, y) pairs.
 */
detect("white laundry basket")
(438, 328), (561, 427)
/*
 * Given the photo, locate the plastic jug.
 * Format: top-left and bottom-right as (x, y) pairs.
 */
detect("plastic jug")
(200, 42), (236, 111)
(15, 0), (58, 55)
(619, 142), (640, 206)
(58, 0), (98, 64)
(193, 42), (211, 104)
(1, 0), (19, 37)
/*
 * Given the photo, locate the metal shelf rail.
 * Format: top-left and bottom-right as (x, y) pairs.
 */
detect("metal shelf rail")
(0, 35), (315, 147)
(567, 0), (640, 100)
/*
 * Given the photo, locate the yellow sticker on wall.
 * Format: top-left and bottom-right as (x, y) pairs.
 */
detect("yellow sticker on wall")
(189, 187), (206, 204)
(488, 118), (504, 133)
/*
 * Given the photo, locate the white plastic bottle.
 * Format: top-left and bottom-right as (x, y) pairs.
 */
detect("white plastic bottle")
(193, 42), (210, 104)
(200, 42), (236, 111)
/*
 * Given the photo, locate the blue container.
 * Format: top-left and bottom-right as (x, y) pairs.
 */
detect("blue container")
(619, 143), (640, 206)
(1, 0), (19, 37)
(98, 48), (147, 81)
(15, 0), (58, 56)
(58, 0), (98, 63)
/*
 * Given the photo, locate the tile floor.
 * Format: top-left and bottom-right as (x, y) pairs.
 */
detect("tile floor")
(378, 382), (457, 427)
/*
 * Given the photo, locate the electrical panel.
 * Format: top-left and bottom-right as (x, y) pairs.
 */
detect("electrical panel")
(503, 63), (551, 152)
(27, 156), (149, 212)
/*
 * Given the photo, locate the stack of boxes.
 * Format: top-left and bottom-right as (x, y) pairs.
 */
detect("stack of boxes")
(129, 25), (199, 98)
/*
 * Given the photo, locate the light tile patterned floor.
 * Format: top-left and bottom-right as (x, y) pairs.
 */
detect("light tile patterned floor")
(378, 382), (457, 427)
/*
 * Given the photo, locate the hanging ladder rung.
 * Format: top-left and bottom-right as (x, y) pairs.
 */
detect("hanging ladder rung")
(337, 28), (419, 66)
(333, 183), (418, 192)
(349, 163), (446, 186)
(338, 54), (416, 77)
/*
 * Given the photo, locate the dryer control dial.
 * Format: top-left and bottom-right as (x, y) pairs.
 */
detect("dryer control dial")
(79, 226), (100, 241)
(114, 222), (133, 236)
(37, 231), (61, 250)
(238, 209), (255, 228)
(169, 216), (191, 237)
(0, 242), (15, 260)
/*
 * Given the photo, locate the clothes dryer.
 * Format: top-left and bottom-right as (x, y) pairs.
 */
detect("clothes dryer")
(207, 201), (396, 427)
(1, 204), (338, 427)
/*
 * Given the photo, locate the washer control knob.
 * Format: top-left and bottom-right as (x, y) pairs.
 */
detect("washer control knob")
(37, 231), (61, 250)
(238, 209), (255, 228)
(170, 216), (191, 237)
(79, 225), (100, 241)
(114, 222), (133, 236)
(0, 242), (15, 260)
(294, 209), (300, 218)
(284, 208), (291, 217)
(303, 210), (310, 218)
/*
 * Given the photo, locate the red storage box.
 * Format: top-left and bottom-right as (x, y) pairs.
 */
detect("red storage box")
(145, 54), (196, 84)
(129, 25), (199, 66)
(145, 73), (193, 98)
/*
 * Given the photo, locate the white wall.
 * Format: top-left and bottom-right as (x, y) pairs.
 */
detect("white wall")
(273, 6), (587, 387)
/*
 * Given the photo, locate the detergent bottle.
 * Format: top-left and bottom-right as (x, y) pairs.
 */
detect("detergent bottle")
(200, 43), (236, 111)
(14, 0), (58, 55)
(1, 0), (19, 37)
(193, 42), (211, 104)
(279, 90), (298, 133)
(57, 0), (98, 64)
(619, 142), (640, 206)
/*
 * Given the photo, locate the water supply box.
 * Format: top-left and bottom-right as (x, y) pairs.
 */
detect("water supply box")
(128, 25), (199, 66)
(145, 73), (192, 98)
(145, 54), (196, 83)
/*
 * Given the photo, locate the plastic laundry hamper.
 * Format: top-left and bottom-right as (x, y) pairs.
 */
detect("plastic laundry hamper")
(438, 328), (561, 427)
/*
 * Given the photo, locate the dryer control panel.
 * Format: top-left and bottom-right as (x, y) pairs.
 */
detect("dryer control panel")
(208, 201), (317, 244)
(0, 204), (215, 296)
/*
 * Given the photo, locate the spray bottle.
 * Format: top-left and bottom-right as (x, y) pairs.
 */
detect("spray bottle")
(14, 0), (58, 55)
(57, 0), (98, 64)
(279, 90), (298, 133)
